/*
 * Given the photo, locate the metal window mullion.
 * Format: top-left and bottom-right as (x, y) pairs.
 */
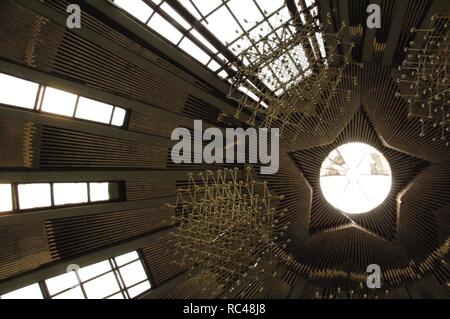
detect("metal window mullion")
(33, 84), (43, 110)
(109, 107), (116, 125)
(145, 0), (221, 65)
(87, 182), (91, 203)
(72, 95), (80, 118)
(11, 183), (19, 212)
(38, 280), (51, 299)
(37, 85), (46, 112)
(50, 182), (55, 207)
(110, 258), (129, 299)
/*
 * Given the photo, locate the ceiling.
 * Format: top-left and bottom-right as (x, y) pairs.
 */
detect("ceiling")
(0, 0), (448, 299)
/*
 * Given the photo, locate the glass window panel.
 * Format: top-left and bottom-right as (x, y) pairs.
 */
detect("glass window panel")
(203, 7), (241, 45)
(257, 0), (284, 14)
(190, 30), (217, 53)
(52, 287), (84, 299)
(45, 271), (79, 296)
(227, 0), (263, 28)
(1, 283), (43, 299)
(178, 0), (202, 19)
(75, 97), (113, 124)
(148, 13), (183, 44)
(207, 60), (221, 72)
(320, 143), (392, 214)
(18, 183), (51, 210)
(316, 32), (326, 58)
(0, 184), (13, 213)
(108, 293), (125, 299)
(41, 87), (77, 117)
(78, 260), (112, 281)
(230, 36), (251, 55)
(178, 38), (210, 64)
(128, 281), (151, 298)
(111, 107), (127, 126)
(53, 183), (88, 206)
(161, 3), (191, 29)
(115, 251), (139, 267)
(89, 183), (110, 202)
(305, 0), (316, 8)
(113, 0), (153, 23)
(84, 272), (120, 299)
(119, 260), (148, 287)
(191, 0), (222, 16)
(0, 73), (39, 109)
(268, 7), (291, 29)
(218, 70), (228, 78)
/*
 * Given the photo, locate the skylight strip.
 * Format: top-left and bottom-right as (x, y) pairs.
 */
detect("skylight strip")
(221, 3), (287, 51)
(0, 72), (128, 127)
(178, 37), (210, 64)
(0, 73), (39, 109)
(4, 182), (118, 212)
(113, 0), (154, 23)
(148, 12), (184, 44)
(160, 2), (192, 29)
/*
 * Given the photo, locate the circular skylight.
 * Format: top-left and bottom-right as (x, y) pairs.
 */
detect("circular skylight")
(319, 143), (392, 215)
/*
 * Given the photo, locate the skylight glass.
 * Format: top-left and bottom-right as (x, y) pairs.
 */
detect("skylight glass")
(45, 271), (79, 296)
(84, 272), (120, 299)
(190, 30), (218, 53)
(0, 73), (128, 127)
(0, 284), (43, 299)
(107, 0), (324, 93)
(316, 32), (326, 58)
(53, 183), (88, 206)
(203, 6), (241, 45)
(89, 182), (110, 202)
(207, 59), (221, 72)
(178, 38), (210, 64)
(148, 13), (183, 44)
(226, 0), (263, 28)
(191, 0), (222, 17)
(41, 87), (77, 117)
(320, 143), (392, 215)
(113, 0), (153, 23)
(75, 97), (114, 124)
(1, 250), (152, 299)
(161, 2), (191, 29)
(111, 107), (127, 126)
(0, 73), (39, 109)
(178, 0), (202, 19)
(119, 260), (148, 287)
(115, 251), (139, 266)
(18, 183), (52, 210)
(0, 184), (13, 213)
(78, 260), (111, 281)
(128, 281), (152, 298)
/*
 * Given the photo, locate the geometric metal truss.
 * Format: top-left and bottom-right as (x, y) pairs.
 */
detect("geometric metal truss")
(396, 15), (450, 145)
(228, 12), (361, 138)
(170, 167), (289, 297)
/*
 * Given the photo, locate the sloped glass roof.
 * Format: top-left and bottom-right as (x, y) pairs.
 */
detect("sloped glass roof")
(112, 0), (323, 97)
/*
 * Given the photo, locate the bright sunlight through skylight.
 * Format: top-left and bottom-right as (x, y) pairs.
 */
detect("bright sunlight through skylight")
(319, 143), (392, 215)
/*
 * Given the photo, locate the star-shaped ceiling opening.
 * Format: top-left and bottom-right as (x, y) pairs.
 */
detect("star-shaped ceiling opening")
(290, 107), (430, 240)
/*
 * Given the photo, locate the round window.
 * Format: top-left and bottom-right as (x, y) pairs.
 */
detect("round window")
(319, 143), (392, 215)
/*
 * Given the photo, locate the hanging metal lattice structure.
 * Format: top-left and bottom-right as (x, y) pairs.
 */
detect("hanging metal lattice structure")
(228, 12), (360, 138)
(396, 15), (450, 145)
(170, 167), (289, 296)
